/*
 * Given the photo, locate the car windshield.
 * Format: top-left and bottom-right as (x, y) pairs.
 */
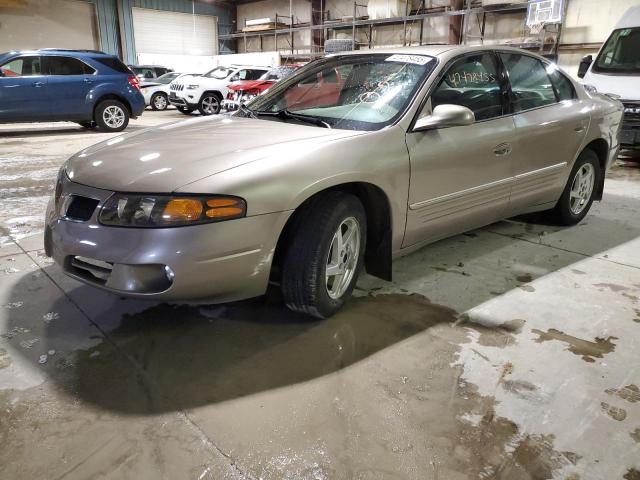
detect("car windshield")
(157, 72), (179, 84)
(594, 27), (640, 74)
(259, 66), (298, 81)
(204, 66), (232, 79)
(245, 54), (436, 130)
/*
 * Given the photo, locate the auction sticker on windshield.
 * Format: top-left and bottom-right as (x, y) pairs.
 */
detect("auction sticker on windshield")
(385, 54), (432, 65)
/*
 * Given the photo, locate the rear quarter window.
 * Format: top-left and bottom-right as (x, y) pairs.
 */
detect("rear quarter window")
(91, 57), (132, 74)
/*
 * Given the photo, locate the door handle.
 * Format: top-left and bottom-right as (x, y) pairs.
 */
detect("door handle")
(493, 143), (512, 156)
(83, 78), (94, 83)
(32, 81), (44, 87)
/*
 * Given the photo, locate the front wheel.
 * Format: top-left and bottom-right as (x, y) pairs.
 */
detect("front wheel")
(94, 100), (129, 132)
(151, 92), (168, 111)
(545, 149), (600, 225)
(281, 192), (366, 319)
(198, 93), (221, 116)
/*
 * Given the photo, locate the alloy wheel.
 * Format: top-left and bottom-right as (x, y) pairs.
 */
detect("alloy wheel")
(569, 163), (595, 215)
(201, 96), (219, 114)
(103, 106), (125, 129)
(153, 95), (167, 110)
(325, 217), (361, 299)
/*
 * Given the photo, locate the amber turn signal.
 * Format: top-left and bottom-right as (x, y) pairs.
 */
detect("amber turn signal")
(162, 198), (203, 221)
(205, 197), (245, 219)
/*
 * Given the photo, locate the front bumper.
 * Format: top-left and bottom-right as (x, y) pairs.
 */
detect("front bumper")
(169, 91), (198, 109)
(45, 179), (291, 303)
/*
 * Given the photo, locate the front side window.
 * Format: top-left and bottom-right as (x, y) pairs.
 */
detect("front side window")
(204, 66), (232, 79)
(431, 53), (503, 121)
(500, 53), (556, 112)
(0, 56), (42, 77)
(594, 27), (640, 74)
(45, 56), (95, 75)
(248, 54), (437, 131)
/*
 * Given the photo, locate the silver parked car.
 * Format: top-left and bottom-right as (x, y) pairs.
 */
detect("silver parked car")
(45, 46), (623, 318)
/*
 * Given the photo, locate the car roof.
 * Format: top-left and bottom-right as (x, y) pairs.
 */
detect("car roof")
(616, 5), (640, 29)
(331, 44), (553, 62)
(1, 49), (115, 58)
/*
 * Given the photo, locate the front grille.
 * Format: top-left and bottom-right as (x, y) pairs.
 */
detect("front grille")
(65, 195), (99, 221)
(170, 83), (185, 91)
(623, 102), (640, 125)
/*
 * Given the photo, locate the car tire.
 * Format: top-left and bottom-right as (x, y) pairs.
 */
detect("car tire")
(177, 106), (194, 115)
(198, 93), (221, 116)
(546, 149), (600, 225)
(281, 192), (367, 319)
(150, 92), (168, 111)
(94, 100), (129, 132)
(77, 121), (96, 129)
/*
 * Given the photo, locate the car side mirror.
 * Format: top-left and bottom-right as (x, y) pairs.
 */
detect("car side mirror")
(413, 104), (475, 131)
(578, 55), (593, 79)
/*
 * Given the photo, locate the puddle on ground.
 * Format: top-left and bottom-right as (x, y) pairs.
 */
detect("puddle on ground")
(601, 402), (627, 421)
(625, 468), (640, 480)
(606, 384), (640, 403)
(0, 348), (11, 369)
(630, 428), (640, 443)
(516, 273), (533, 283)
(0, 286), (586, 479)
(531, 328), (617, 363)
(459, 316), (525, 348)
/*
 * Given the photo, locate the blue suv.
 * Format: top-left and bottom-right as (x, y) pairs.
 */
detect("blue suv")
(0, 49), (145, 132)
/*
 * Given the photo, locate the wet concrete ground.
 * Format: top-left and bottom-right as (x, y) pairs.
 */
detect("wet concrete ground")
(1, 110), (639, 479)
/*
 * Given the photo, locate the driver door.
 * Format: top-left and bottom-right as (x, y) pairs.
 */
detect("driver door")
(404, 52), (516, 248)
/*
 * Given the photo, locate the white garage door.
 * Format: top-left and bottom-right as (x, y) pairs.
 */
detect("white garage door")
(132, 8), (218, 57)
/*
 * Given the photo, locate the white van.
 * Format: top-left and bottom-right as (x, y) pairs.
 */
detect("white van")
(578, 5), (640, 154)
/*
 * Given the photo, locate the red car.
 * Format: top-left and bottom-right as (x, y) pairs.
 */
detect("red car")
(223, 64), (304, 111)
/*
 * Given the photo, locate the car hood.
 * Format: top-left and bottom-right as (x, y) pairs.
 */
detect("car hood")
(583, 70), (640, 100)
(66, 116), (365, 192)
(228, 79), (276, 92)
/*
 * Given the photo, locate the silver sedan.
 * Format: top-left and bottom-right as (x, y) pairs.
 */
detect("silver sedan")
(45, 46), (623, 318)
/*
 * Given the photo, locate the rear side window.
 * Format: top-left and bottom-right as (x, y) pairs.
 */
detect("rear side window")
(0, 56), (42, 77)
(91, 57), (132, 74)
(45, 56), (95, 75)
(547, 66), (576, 101)
(431, 53), (504, 121)
(500, 53), (556, 112)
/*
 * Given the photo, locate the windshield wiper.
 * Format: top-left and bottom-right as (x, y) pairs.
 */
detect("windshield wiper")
(253, 109), (331, 129)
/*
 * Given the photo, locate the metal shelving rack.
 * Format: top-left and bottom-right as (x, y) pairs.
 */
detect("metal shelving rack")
(219, 1), (568, 60)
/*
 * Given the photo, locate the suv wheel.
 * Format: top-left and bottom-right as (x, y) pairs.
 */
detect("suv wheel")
(151, 92), (168, 111)
(94, 100), (129, 132)
(545, 149), (600, 225)
(198, 93), (221, 116)
(281, 192), (366, 319)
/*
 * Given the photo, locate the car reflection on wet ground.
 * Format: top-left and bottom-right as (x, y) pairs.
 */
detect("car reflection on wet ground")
(1, 112), (639, 479)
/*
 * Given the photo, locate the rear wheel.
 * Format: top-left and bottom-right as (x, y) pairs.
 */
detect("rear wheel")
(151, 92), (168, 111)
(198, 93), (221, 116)
(281, 192), (366, 319)
(545, 149), (600, 225)
(94, 100), (129, 132)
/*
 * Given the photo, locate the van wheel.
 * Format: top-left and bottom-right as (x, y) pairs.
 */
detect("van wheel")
(94, 100), (129, 132)
(151, 92), (168, 111)
(198, 93), (221, 115)
(281, 192), (366, 319)
(545, 149), (600, 225)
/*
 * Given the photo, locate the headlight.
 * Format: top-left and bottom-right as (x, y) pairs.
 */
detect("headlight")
(186, 84), (200, 90)
(99, 194), (246, 227)
(54, 167), (65, 208)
